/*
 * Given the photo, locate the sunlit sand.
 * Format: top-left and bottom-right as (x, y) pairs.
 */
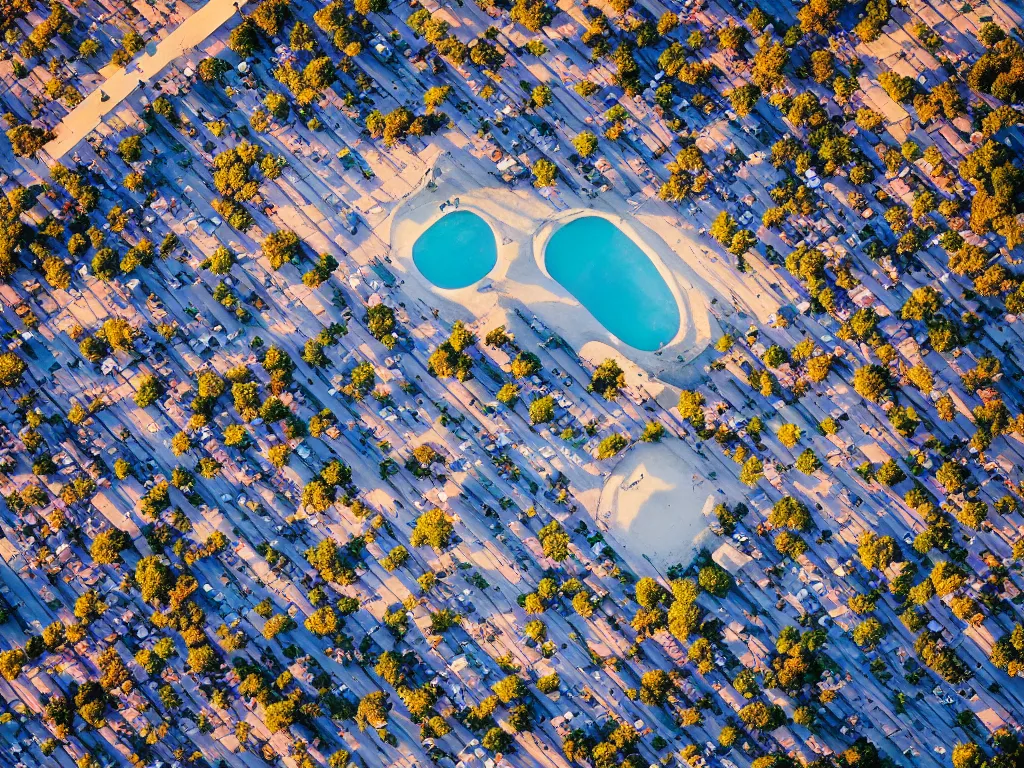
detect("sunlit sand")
(597, 442), (716, 571)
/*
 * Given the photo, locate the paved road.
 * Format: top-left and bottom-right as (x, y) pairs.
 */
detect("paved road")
(43, 0), (250, 160)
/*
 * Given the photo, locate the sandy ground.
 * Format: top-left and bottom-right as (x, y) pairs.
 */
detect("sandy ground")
(44, 0), (251, 160)
(383, 151), (720, 386)
(596, 441), (719, 572)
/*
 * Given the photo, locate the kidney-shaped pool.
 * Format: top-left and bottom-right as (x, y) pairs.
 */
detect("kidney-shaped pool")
(544, 217), (680, 352)
(413, 210), (497, 289)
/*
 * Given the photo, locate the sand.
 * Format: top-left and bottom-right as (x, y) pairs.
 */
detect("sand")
(596, 442), (718, 572)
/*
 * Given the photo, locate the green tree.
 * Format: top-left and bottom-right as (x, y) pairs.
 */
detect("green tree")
(951, 742), (985, 768)
(852, 617), (887, 649)
(356, 691), (390, 730)
(640, 421), (665, 442)
(496, 383), (520, 406)
(423, 85), (452, 114)
(777, 423), (801, 448)
(697, 563), (733, 597)
(511, 352), (541, 378)
(710, 210), (737, 246)
(853, 364), (891, 402)
(7, 124), (53, 157)
(858, 531), (901, 571)
(532, 158), (557, 187)
(354, 0), (388, 13)
(492, 674), (527, 703)
(635, 577), (666, 609)
(410, 508), (455, 550)
(538, 521), (570, 561)
(509, 0), (553, 31)
(937, 461), (968, 493)
(305, 605), (338, 636)
(531, 84), (553, 108)
(262, 229), (300, 270)
(90, 528), (130, 564)
(796, 449), (821, 474)
(263, 613), (296, 640)
(187, 644), (218, 673)
(638, 669), (672, 705)
(267, 443), (291, 468)
(738, 701), (785, 731)
(589, 359), (624, 399)
(264, 697), (298, 732)
(197, 56), (231, 82)
(728, 82), (761, 116)
(134, 374), (163, 407)
(482, 726), (513, 752)
(228, 18), (260, 56)
(202, 246), (235, 275)
(596, 433), (628, 459)
(0, 648), (27, 680)
(769, 496), (812, 531)
(529, 395), (555, 424)
(117, 135), (143, 163)
(739, 456), (763, 486)
(0, 352), (26, 387)
(573, 130), (598, 158)
(536, 673), (560, 694)
(135, 556), (174, 605)
(572, 591), (594, 618)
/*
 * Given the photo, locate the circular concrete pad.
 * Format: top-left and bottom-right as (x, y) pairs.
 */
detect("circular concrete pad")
(597, 442), (715, 571)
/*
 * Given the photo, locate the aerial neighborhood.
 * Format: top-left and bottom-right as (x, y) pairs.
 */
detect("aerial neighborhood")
(0, 0), (1023, 766)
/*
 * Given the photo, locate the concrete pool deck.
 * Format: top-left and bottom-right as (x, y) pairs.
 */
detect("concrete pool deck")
(385, 153), (726, 388)
(381, 151), (782, 393)
(378, 150), (770, 574)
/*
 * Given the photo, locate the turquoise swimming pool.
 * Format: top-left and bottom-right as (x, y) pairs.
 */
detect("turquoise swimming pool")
(545, 217), (680, 352)
(413, 211), (497, 289)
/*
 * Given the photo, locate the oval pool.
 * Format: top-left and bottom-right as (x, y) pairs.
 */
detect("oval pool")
(544, 217), (680, 352)
(412, 211), (497, 289)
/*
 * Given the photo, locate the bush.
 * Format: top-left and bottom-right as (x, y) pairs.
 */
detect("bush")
(697, 563), (733, 597)
(536, 673), (560, 693)
(596, 433), (628, 459)
(528, 395), (555, 424)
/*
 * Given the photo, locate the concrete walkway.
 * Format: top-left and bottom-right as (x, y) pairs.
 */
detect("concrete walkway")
(44, 0), (249, 160)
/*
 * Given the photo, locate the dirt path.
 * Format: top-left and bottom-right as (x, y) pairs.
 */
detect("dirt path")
(44, 0), (250, 159)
